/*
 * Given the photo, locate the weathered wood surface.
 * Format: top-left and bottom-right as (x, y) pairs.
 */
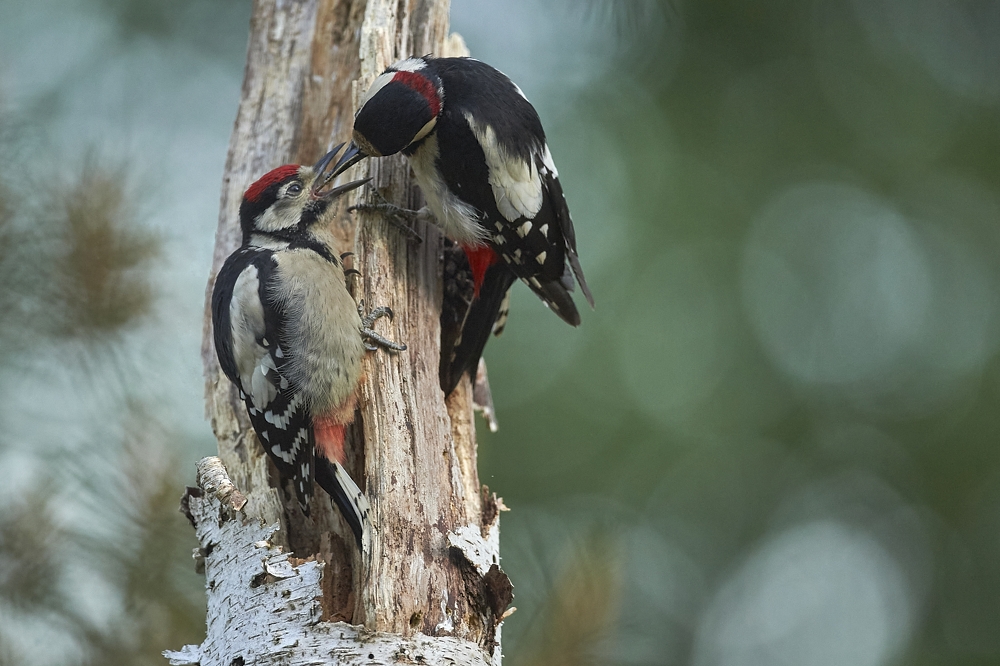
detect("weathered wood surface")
(166, 459), (501, 665)
(184, 0), (508, 662)
(200, 0), (366, 548)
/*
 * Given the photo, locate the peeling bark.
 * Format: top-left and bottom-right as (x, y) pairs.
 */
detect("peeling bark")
(177, 0), (509, 663)
(166, 459), (503, 665)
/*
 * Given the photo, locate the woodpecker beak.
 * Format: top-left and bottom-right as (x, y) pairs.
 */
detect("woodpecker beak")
(330, 142), (367, 178)
(318, 176), (370, 200)
(312, 144), (343, 180)
(312, 142), (369, 197)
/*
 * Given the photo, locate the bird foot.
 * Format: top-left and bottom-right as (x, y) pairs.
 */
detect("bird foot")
(348, 191), (425, 243)
(358, 300), (407, 352)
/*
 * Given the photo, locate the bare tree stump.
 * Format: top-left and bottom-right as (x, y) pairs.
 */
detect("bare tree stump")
(169, 1), (509, 663)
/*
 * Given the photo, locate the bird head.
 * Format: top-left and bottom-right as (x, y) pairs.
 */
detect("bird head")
(238, 144), (369, 242)
(347, 57), (443, 164)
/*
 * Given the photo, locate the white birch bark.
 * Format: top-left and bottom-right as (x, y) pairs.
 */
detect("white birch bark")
(168, 0), (510, 663)
(165, 458), (503, 665)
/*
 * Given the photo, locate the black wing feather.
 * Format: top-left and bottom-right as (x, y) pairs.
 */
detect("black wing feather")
(430, 57), (591, 324)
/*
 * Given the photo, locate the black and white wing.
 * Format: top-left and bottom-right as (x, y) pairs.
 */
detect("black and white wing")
(433, 57), (594, 325)
(211, 248), (316, 513)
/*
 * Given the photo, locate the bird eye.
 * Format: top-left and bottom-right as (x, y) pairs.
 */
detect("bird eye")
(286, 182), (303, 196)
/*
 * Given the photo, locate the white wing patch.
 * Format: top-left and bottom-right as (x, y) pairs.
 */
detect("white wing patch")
(264, 393), (303, 430)
(272, 426), (309, 465)
(464, 112), (544, 223)
(229, 264), (277, 411)
(250, 354), (279, 411)
(539, 143), (559, 177)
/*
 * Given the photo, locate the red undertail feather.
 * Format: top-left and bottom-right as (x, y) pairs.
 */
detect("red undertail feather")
(314, 415), (347, 465)
(462, 245), (500, 298)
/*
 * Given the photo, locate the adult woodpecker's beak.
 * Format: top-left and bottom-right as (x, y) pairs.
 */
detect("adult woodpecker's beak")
(312, 144), (342, 181)
(330, 142), (367, 178)
(312, 143), (370, 198)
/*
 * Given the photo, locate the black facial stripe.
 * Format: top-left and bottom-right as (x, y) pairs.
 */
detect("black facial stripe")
(287, 239), (338, 264)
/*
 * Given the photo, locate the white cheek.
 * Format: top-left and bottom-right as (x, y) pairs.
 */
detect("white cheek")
(254, 203), (300, 233)
(411, 116), (438, 144)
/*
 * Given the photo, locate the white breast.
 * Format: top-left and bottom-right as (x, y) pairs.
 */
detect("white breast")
(271, 249), (365, 413)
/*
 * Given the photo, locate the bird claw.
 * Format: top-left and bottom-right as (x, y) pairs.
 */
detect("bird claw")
(358, 300), (407, 353)
(361, 304), (394, 329)
(348, 191), (424, 243)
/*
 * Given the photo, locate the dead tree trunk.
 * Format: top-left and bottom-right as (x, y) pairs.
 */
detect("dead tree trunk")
(165, 1), (509, 663)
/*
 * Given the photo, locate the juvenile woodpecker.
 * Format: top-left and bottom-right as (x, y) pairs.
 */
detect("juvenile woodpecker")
(211, 145), (405, 550)
(336, 56), (594, 393)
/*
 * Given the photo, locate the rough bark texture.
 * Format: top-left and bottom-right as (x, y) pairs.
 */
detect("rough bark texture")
(166, 459), (502, 665)
(178, 0), (508, 663)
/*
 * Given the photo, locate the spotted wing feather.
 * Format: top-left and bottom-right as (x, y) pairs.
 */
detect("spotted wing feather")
(212, 248), (316, 514)
(431, 57), (592, 325)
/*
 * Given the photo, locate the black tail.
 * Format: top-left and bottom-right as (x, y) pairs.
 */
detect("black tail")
(441, 261), (517, 395)
(524, 268), (582, 326)
(315, 454), (370, 552)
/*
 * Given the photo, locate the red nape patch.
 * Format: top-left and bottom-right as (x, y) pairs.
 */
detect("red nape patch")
(244, 164), (300, 202)
(392, 71), (441, 117)
(463, 245), (500, 298)
(314, 416), (347, 465)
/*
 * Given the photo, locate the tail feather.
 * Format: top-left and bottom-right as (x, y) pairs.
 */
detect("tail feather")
(526, 273), (581, 327)
(315, 455), (370, 553)
(492, 288), (511, 337)
(567, 248), (595, 308)
(442, 263), (516, 395)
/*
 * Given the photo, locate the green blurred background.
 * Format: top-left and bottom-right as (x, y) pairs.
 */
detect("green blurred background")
(1, 1), (999, 664)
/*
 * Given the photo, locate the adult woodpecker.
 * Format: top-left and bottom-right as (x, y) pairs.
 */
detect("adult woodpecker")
(334, 56), (594, 394)
(211, 144), (405, 551)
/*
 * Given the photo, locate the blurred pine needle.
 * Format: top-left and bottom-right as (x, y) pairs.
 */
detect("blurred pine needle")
(0, 139), (198, 665)
(0, 158), (161, 355)
(52, 162), (160, 338)
(0, 410), (205, 666)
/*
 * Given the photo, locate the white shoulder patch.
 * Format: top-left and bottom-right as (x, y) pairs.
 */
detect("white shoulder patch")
(464, 112), (544, 223)
(229, 264), (275, 410)
(540, 144), (559, 178)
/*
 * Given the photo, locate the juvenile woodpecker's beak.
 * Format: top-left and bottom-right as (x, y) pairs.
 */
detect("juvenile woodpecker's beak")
(319, 176), (371, 200)
(312, 142), (369, 197)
